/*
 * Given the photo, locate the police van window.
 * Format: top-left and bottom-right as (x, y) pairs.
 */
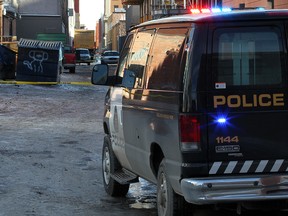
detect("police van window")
(125, 29), (155, 88)
(145, 28), (188, 90)
(117, 34), (134, 84)
(212, 27), (284, 88)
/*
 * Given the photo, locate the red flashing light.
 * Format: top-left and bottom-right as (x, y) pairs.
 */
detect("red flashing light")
(190, 8), (211, 14)
(201, 8), (211, 13)
(190, 9), (201, 14)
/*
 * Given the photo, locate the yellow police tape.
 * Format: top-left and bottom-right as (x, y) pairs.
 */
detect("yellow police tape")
(0, 81), (92, 86)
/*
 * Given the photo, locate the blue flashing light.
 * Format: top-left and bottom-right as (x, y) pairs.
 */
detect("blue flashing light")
(211, 8), (221, 13)
(222, 7), (232, 12)
(211, 7), (232, 13)
(256, 7), (265, 11)
(217, 118), (227, 124)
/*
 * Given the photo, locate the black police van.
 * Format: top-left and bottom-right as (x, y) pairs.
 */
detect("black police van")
(92, 8), (288, 215)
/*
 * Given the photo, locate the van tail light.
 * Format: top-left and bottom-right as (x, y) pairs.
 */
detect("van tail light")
(180, 115), (201, 151)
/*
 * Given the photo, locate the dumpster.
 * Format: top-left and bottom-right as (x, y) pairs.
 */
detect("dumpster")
(0, 45), (16, 80)
(16, 38), (63, 82)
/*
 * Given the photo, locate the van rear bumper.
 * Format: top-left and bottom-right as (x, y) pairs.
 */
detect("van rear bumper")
(181, 175), (288, 204)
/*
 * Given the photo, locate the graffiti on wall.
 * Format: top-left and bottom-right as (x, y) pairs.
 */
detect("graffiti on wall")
(23, 50), (49, 73)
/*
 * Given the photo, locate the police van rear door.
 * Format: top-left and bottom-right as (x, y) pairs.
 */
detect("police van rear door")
(206, 21), (288, 176)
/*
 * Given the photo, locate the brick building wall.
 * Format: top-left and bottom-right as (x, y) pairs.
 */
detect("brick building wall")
(111, 20), (126, 50)
(107, 12), (126, 50)
(223, 0), (288, 9)
(111, 0), (123, 13)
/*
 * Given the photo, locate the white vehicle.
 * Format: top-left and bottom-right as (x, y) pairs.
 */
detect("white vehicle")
(76, 48), (92, 65)
(101, 50), (120, 64)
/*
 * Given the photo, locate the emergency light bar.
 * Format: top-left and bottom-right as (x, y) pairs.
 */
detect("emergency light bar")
(190, 8), (232, 14)
(190, 7), (265, 14)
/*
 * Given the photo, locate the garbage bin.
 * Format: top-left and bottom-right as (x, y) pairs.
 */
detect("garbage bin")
(0, 45), (16, 80)
(16, 38), (63, 82)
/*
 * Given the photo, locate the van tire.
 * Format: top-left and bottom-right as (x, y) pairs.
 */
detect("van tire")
(102, 135), (130, 197)
(157, 159), (193, 216)
(69, 67), (75, 73)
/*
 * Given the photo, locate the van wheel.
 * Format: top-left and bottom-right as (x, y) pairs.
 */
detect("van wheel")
(69, 67), (75, 73)
(59, 66), (63, 74)
(102, 136), (129, 197)
(157, 159), (193, 216)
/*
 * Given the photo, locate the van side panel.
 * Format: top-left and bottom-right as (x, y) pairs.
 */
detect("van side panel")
(123, 90), (182, 183)
(121, 25), (190, 190)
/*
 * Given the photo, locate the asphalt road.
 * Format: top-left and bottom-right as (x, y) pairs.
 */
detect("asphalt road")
(0, 63), (287, 216)
(0, 64), (157, 216)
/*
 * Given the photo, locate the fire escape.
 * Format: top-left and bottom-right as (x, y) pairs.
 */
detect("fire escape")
(0, 0), (19, 49)
(122, 0), (222, 20)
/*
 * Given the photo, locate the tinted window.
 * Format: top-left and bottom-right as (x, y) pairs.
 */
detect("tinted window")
(126, 29), (155, 88)
(145, 28), (188, 90)
(117, 34), (134, 83)
(64, 46), (73, 53)
(212, 27), (284, 88)
(79, 49), (89, 54)
(103, 52), (119, 56)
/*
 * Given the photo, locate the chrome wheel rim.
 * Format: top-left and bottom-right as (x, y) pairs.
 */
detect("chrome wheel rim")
(103, 147), (111, 184)
(158, 172), (168, 216)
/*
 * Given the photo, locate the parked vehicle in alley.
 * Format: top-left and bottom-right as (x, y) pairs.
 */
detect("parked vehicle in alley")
(63, 45), (76, 73)
(74, 29), (95, 55)
(100, 50), (119, 64)
(92, 8), (288, 216)
(76, 48), (93, 65)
